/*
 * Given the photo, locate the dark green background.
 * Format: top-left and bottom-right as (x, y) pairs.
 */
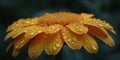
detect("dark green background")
(0, 0), (120, 60)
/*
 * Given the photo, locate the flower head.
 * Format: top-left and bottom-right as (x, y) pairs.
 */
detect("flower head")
(5, 12), (116, 58)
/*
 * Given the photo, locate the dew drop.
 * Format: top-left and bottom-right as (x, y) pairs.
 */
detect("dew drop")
(79, 29), (83, 31)
(53, 46), (57, 50)
(94, 21), (98, 24)
(62, 33), (65, 36)
(31, 22), (34, 24)
(71, 41), (75, 44)
(20, 39), (25, 44)
(63, 36), (67, 39)
(91, 45), (97, 51)
(58, 15), (66, 19)
(38, 30), (42, 33)
(25, 21), (30, 24)
(62, 29), (66, 32)
(73, 38), (77, 41)
(68, 39), (71, 41)
(57, 36), (61, 38)
(76, 27), (80, 29)
(15, 46), (19, 49)
(54, 30), (57, 33)
(15, 24), (19, 26)
(30, 33), (34, 35)
(98, 24), (103, 27)
(56, 44), (60, 47)
(45, 18), (48, 20)
(55, 38), (59, 42)
(85, 40), (89, 43)
(65, 31), (68, 33)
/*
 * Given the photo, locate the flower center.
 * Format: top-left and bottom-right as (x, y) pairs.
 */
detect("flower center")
(39, 12), (83, 26)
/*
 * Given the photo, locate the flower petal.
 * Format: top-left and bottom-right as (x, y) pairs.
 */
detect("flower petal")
(6, 33), (25, 52)
(5, 31), (14, 41)
(80, 13), (94, 20)
(6, 17), (39, 32)
(82, 34), (98, 53)
(62, 27), (83, 50)
(5, 25), (44, 41)
(82, 17), (116, 34)
(14, 26), (43, 50)
(44, 24), (62, 34)
(87, 25), (115, 47)
(66, 23), (88, 34)
(45, 31), (64, 55)
(28, 33), (46, 58)
(102, 22), (116, 34)
(12, 48), (21, 57)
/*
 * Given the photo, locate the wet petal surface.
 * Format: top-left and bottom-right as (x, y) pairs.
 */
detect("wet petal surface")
(14, 26), (43, 50)
(12, 48), (22, 57)
(6, 33), (25, 52)
(62, 27), (83, 50)
(87, 25), (115, 47)
(67, 23), (88, 34)
(28, 33), (46, 58)
(44, 24), (62, 34)
(82, 34), (98, 53)
(5, 25), (44, 41)
(7, 17), (39, 32)
(45, 31), (64, 55)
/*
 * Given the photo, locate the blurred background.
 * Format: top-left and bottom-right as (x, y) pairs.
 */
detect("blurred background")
(0, 0), (120, 60)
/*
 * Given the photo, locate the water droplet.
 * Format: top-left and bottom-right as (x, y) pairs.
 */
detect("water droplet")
(79, 29), (83, 31)
(56, 44), (60, 47)
(85, 40), (89, 43)
(76, 27), (80, 29)
(51, 26), (55, 29)
(25, 21), (30, 23)
(62, 33), (65, 36)
(71, 41), (75, 44)
(55, 39), (59, 42)
(91, 45), (97, 51)
(68, 39), (71, 41)
(31, 22), (34, 24)
(95, 21), (99, 24)
(65, 31), (68, 33)
(62, 29), (66, 32)
(98, 24), (103, 27)
(57, 36), (61, 38)
(53, 46), (57, 50)
(30, 33), (34, 35)
(45, 18), (48, 20)
(54, 30), (57, 33)
(15, 24), (19, 26)
(20, 39), (25, 43)
(73, 38), (77, 41)
(63, 36), (67, 39)
(38, 30), (42, 33)
(58, 15), (66, 19)
(15, 46), (19, 49)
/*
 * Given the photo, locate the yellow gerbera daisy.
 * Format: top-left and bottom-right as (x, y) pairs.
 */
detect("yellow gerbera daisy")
(5, 12), (116, 58)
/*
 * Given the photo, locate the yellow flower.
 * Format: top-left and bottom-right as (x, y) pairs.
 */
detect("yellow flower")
(5, 12), (116, 58)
